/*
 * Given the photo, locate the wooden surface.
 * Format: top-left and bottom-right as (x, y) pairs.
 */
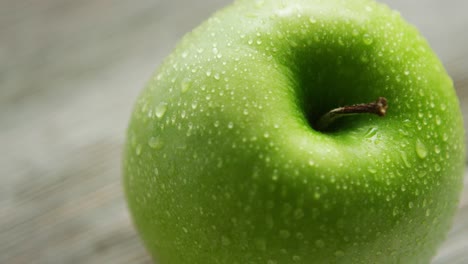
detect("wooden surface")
(1, 0), (467, 263)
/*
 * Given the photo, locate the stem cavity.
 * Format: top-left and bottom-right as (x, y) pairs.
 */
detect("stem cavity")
(315, 97), (388, 131)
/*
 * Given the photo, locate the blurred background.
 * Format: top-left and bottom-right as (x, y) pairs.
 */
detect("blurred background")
(1, 0), (467, 263)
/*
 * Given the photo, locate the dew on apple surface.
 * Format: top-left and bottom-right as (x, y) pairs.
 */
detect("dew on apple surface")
(221, 236), (231, 246)
(434, 145), (441, 154)
(293, 208), (304, 219)
(399, 151), (411, 168)
(155, 102), (168, 119)
(315, 239), (325, 248)
(148, 136), (163, 149)
(415, 139), (428, 159)
(180, 78), (192, 93)
(362, 33), (373, 45)
(308, 16), (317, 24)
(135, 144), (142, 156)
(279, 229), (291, 239)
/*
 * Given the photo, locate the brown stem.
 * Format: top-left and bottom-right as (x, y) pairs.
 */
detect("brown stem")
(315, 97), (388, 131)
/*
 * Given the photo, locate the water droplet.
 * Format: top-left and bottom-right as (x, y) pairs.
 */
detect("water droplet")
(228, 122), (234, 129)
(243, 109), (249, 115)
(135, 144), (142, 156)
(221, 236), (231, 246)
(400, 151), (411, 168)
(442, 133), (448, 141)
(363, 34), (373, 45)
(308, 159), (315, 166)
(155, 102), (168, 119)
(401, 185), (406, 192)
(408, 202), (414, 209)
(434, 145), (441, 154)
(255, 238), (266, 251)
(367, 167), (377, 174)
(335, 250), (345, 257)
(292, 255), (301, 261)
(191, 101), (198, 109)
(398, 129), (409, 136)
(309, 16), (317, 23)
(182, 227), (188, 233)
(435, 115), (441, 126)
(434, 163), (441, 172)
(181, 78), (191, 93)
(296, 232), (304, 240)
(393, 207), (399, 216)
(206, 70), (212, 77)
(148, 136), (163, 149)
(364, 127), (378, 138)
(294, 209), (304, 219)
(279, 230), (291, 239)
(315, 239), (325, 248)
(360, 54), (369, 63)
(266, 215), (274, 229)
(314, 192), (321, 200)
(416, 140), (427, 159)
(272, 173), (279, 181)
(214, 73), (220, 80)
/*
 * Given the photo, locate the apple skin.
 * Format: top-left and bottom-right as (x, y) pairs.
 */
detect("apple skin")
(123, 0), (465, 263)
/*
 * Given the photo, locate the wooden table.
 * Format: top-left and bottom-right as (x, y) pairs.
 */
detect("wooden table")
(1, 1), (467, 263)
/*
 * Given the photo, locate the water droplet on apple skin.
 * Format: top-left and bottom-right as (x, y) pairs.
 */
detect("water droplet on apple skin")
(148, 136), (163, 149)
(415, 139), (428, 159)
(279, 229), (291, 239)
(397, 150), (411, 168)
(362, 34), (373, 45)
(181, 78), (192, 93)
(155, 102), (168, 119)
(315, 239), (325, 248)
(135, 144), (142, 156)
(221, 236), (231, 246)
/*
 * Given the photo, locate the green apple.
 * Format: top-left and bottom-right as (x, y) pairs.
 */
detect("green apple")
(123, 0), (465, 263)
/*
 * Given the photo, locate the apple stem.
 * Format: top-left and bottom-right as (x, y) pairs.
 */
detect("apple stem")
(315, 97), (388, 131)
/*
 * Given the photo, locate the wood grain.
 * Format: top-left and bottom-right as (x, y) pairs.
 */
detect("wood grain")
(1, 1), (467, 263)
